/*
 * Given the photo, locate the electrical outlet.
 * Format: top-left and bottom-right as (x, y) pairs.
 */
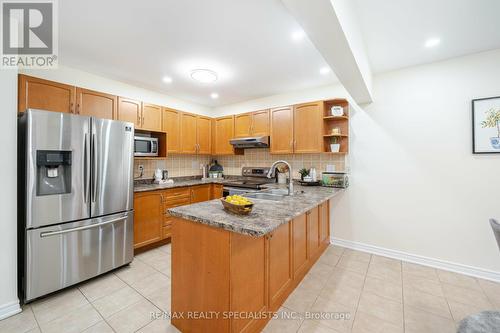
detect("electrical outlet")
(138, 165), (144, 173)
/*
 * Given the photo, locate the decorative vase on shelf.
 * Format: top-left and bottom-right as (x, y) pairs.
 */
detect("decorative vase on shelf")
(330, 144), (340, 153)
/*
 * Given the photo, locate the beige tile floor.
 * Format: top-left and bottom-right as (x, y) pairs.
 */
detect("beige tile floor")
(2, 244), (499, 333)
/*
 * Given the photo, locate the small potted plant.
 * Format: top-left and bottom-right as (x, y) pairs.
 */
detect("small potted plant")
(298, 168), (310, 181)
(330, 137), (341, 153)
(481, 107), (500, 149)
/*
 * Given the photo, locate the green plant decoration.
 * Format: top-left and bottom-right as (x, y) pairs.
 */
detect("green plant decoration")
(298, 168), (310, 180)
(481, 107), (500, 138)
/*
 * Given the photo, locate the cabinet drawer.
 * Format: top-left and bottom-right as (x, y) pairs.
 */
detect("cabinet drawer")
(164, 196), (190, 209)
(164, 188), (190, 201)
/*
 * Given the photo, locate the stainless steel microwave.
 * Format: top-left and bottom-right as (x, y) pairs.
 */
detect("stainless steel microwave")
(134, 136), (158, 157)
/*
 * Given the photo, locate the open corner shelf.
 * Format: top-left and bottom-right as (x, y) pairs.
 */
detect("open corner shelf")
(322, 99), (349, 154)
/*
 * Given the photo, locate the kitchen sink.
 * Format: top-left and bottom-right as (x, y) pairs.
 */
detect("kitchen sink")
(265, 188), (289, 195)
(243, 192), (286, 201)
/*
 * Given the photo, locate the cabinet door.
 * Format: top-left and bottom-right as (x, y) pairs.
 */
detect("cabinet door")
(118, 97), (142, 128)
(307, 207), (321, 259)
(319, 201), (330, 246)
(293, 102), (323, 153)
(141, 103), (162, 132)
(267, 223), (293, 310)
(234, 113), (252, 138)
(18, 74), (76, 113)
(197, 116), (212, 154)
(252, 109), (270, 136)
(133, 191), (164, 248)
(180, 113), (197, 153)
(270, 106), (294, 154)
(292, 213), (309, 279)
(213, 116), (235, 155)
(211, 184), (223, 199)
(162, 108), (181, 153)
(76, 88), (116, 120)
(191, 185), (211, 203)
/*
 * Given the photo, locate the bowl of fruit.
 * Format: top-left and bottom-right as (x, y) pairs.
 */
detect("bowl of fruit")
(221, 195), (254, 215)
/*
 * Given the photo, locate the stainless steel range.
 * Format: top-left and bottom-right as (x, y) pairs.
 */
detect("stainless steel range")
(18, 109), (135, 302)
(222, 167), (275, 196)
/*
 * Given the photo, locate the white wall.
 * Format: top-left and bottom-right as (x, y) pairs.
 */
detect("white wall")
(215, 48), (500, 277)
(333, 48), (500, 275)
(0, 68), (21, 319)
(20, 66), (212, 116)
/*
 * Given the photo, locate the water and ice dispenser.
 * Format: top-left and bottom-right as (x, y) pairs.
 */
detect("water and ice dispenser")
(36, 150), (72, 196)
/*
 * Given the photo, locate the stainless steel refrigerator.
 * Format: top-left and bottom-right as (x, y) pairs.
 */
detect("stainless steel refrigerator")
(18, 109), (134, 302)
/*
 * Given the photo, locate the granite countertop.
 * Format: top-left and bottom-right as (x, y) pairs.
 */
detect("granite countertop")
(134, 177), (227, 192)
(168, 185), (343, 237)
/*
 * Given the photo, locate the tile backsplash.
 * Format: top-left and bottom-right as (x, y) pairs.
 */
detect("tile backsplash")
(215, 149), (346, 178)
(134, 155), (211, 179)
(134, 149), (346, 180)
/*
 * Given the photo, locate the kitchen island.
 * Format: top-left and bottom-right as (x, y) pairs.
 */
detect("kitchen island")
(168, 185), (342, 333)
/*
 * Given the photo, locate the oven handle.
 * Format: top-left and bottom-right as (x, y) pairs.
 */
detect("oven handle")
(40, 216), (128, 238)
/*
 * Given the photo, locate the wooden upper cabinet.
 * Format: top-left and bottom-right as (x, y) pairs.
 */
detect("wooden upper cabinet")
(18, 74), (76, 113)
(180, 113), (197, 154)
(196, 116), (212, 154)
(133, 191), (164, 249)
(270, 106), (294, 154)
(75, 88), (116, 120)
(162, 108), (181, 153)
(118, 97), (141, 128)
(234, 113), (252, 138)
(293, 102), (323, 153)
(141, 103), (162, 132)
(213, 116), (235, 155)
(252, 109), (270, 136)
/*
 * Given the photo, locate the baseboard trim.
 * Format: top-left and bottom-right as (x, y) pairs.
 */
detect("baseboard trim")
(0, 300), (21, 320)
(331, 237), (500, 282)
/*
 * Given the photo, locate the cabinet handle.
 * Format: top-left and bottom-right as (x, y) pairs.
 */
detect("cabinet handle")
(70, 102), (74, 114)
(142, 116), (145, 126)
(160, 194), (165, 203)
(137, 112), (141, 126)
(294, 140), (297, 150)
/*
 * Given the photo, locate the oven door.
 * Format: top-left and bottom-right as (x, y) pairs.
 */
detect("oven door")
(134, 137), (158, 157)
(24, 211), (133, 302)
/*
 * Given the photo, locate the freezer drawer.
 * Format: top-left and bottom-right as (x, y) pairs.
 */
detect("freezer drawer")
(24, 211), (133, 302)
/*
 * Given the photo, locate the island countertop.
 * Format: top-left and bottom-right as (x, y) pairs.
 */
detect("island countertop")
(168, 185), (343, 237)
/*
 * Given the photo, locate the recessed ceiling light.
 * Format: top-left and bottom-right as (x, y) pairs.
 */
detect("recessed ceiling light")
(291, 30), (305, 41)
(320, 66), (331, 75)
(210, 93), (219, 99)
(425, 38), (441, 48)
(162, 76), (172, 83)
(190, 69), (218, 83)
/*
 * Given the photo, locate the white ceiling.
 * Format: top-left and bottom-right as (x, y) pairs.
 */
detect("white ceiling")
(59, 0), (500, 107)
(59, 0), (337, 107)
(352, 0), (500, 73)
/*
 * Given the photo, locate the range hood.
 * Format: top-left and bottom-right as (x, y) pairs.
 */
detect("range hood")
(229, 136), (269, 148)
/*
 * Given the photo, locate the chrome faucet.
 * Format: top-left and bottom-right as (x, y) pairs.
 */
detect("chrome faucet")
(267, 160), (294, 195)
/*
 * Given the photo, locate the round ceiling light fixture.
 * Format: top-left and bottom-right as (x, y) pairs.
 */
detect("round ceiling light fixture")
(424, 38), (441, 48)
(162, 76), (173, 83)
(210, 93), (219, 99)
(190, 69), (218, 83)
(320, 66), (331, 75)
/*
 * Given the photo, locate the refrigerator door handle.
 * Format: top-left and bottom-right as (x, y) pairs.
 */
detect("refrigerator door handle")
(92, 133), (97, 203)
(40, 216), (128, 238)
(83, 133), (89, 203)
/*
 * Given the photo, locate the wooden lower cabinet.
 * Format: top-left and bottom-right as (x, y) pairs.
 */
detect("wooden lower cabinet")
(307, 206), (321, 260)
(267, 223), (293, 311)
(133, 191), (164, 249)
(319, 201), (330, 247)
(211, 184), (224, 199)
(191, 185), (211, 203)
(171, 203), (330, 333)
(134, 184), (224, 249)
